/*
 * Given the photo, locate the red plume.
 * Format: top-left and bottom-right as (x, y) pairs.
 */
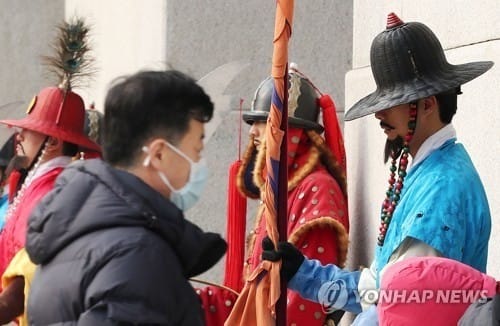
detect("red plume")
(223, 159), (247, 292)
(319, 94), (347, 173)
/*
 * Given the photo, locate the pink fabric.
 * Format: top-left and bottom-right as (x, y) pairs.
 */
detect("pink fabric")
(378, 257), (497, 325)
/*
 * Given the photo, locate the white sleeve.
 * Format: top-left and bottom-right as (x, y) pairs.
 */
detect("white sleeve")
(357, 237), (442, 311)
(358, 262), (377, 311)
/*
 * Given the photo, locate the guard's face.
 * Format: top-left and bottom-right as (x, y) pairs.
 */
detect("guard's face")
(15, 128), (46, 166)
(374, 104), (413, 140)
(249, 121), (266, 150)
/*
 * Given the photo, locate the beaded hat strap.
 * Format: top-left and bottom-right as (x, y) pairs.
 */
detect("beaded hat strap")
(378, 102), (418, 246)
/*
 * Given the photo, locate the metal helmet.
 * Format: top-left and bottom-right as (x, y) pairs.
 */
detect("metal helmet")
(84, 106), (104, 146)
(243, 71), (323, 132)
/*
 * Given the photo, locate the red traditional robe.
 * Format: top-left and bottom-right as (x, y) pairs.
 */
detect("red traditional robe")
(245, 167), (348, 325)
(0, 165), (64, 325)
(201, 130), (349, 325)
(0, 167), (63, 278)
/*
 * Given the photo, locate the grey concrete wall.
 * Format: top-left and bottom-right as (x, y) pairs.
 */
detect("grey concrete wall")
(166, 0), (352, 114)
(0, 0), (65, 109)
(166, 0), (354, 284)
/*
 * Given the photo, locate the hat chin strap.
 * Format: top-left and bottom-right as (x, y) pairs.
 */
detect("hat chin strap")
(378, 102), (418, 246)
(5, 137), (50, 223)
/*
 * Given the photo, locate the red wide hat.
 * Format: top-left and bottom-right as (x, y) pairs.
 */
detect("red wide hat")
(0, 87), (101, 152)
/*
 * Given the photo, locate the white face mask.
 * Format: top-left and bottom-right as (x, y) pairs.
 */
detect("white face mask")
(142, 141), (209, 211)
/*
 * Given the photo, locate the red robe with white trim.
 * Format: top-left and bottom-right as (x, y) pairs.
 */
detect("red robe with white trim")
(245, 167), (349, 325)
(201, 157), (348, 325)
(0, 168), (63, 280)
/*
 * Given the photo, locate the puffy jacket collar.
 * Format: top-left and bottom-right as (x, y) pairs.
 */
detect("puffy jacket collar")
(26, 159), (226, 278)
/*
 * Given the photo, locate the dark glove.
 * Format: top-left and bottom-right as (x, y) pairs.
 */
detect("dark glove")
(261, 236), (304, 282)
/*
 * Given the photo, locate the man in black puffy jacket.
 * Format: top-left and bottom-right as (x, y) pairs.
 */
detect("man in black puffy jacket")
(25, 70), (227, 325)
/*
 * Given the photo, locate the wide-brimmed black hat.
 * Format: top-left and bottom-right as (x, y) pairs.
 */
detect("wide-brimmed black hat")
(243, 70), (324, 132)
(345, 13), (494, 121)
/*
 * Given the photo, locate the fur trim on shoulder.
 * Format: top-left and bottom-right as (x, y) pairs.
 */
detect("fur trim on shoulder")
(288, 216), (349, 268)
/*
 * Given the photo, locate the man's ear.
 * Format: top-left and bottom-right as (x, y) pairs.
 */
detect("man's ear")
(144, 138), (168, 169)
(420, 96), (438, 119)
(46, 137), (62, 151)
(423, 96), (438, 111)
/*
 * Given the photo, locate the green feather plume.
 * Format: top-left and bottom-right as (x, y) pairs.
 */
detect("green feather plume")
(43, 17), (94, 91)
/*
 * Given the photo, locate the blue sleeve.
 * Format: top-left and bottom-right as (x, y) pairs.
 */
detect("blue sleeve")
(288, 258), (362, 314)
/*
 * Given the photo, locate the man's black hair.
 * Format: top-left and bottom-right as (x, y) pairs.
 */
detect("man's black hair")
(103, 70), (213, 166)
(435, 87), (460, 124)
(62, 142), (79, 157)
(382, 88), (461, 163)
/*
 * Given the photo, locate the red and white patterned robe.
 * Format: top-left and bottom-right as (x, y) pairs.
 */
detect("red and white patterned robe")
(201, 131), (349, 325)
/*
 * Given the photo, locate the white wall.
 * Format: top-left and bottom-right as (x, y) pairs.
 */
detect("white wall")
(65, 0), (168, 109)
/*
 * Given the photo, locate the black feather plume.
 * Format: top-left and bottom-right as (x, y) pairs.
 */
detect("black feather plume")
(43, 17), (94, 91)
